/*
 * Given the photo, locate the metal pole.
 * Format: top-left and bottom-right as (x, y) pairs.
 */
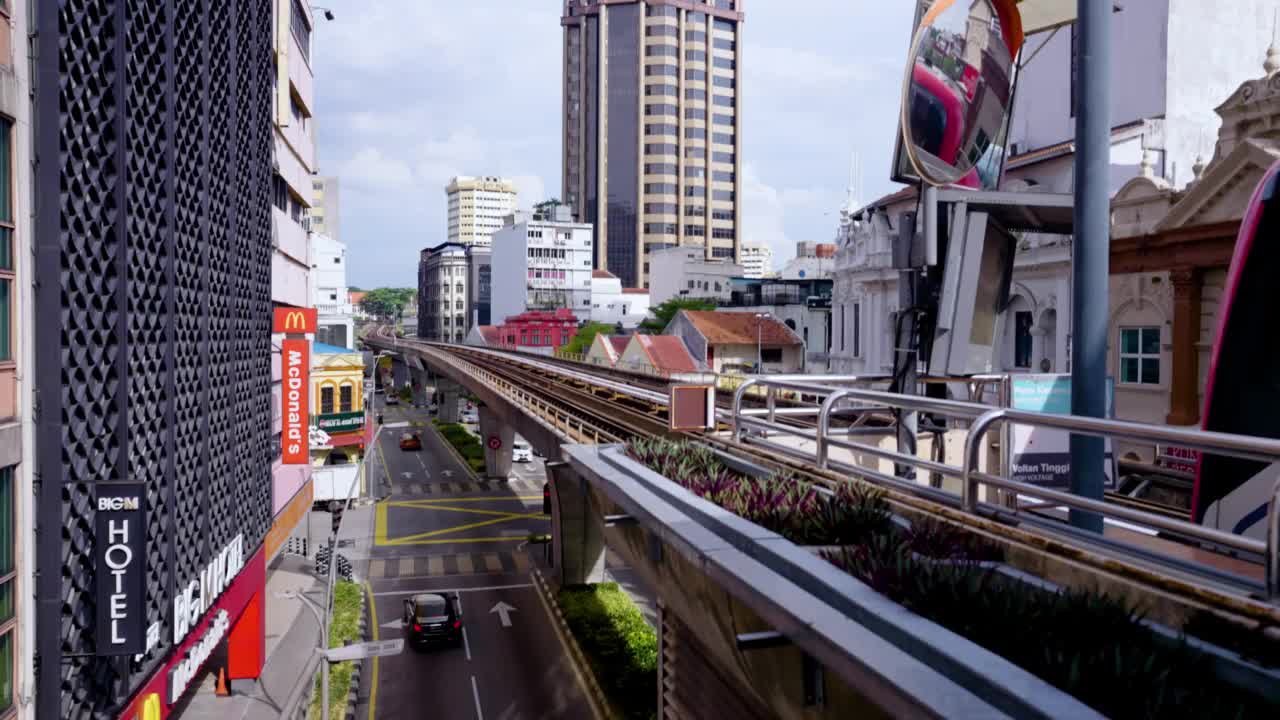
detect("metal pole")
(756, 316), (762, 372)
(1069, 0), (1111, 533)
(895, 270), (918, 480)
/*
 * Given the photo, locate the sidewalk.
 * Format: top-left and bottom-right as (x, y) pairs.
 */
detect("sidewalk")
(179, 503), (377, 720)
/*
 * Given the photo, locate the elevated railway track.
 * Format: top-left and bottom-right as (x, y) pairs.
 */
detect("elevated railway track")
(368, 333), (1280, 629)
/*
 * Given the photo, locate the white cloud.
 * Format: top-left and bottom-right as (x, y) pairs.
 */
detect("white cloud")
(741, 163), (794, 263)
(509, 175), (548, 209)
(340, 147), (415, 193)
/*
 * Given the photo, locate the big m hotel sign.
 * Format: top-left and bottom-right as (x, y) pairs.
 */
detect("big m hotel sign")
(275, 308), (316, 465)
(96, 484), (146, 655)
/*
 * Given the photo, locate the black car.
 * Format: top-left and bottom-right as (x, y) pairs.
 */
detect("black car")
(402, 593), (462, 649)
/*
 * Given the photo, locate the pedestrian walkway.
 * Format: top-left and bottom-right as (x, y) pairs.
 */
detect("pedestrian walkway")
(367, 549), (533, 579)
(386, 478), (544, 496)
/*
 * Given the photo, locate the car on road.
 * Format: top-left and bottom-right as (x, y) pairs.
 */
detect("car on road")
(385, 394), (399, 406)
(513, 440), (533, 463)
(402, 593), (462, 649)
(461, 410), (479, 424)
(399, 432), (422, 451)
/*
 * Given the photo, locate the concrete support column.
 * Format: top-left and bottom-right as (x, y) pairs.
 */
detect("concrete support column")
(438, 390), (461, 423)
(546, 460), (606, 586)
(477, 405), (514, 480)
(1166, 267), (1202, 426)
(1029, 327), (1047, 371)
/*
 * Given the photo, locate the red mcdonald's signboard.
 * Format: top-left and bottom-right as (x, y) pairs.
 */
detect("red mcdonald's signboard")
(282, 338), (309, 464)
(273, 307), (317, 334)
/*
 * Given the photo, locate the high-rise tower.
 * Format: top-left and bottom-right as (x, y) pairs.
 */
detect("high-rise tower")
(562, 0), (744, 288)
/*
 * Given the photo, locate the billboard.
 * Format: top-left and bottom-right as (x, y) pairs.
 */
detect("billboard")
(282, 339), (310, 464)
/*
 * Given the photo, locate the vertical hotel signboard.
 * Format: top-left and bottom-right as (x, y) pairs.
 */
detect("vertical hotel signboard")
(96, 484), (146, 656)
(275, 308), (317, 464)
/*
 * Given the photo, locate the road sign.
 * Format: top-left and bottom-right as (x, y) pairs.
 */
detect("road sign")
(321, 639), (404, 662)
(487, 435), (502, 450)
(490, 601), (517, 627)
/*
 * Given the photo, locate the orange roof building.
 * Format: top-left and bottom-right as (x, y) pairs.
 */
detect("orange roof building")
(618, 334), (702, 376)
(664, 310), (804, 374)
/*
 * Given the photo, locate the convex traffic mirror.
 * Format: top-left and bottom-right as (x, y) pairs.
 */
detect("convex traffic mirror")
(900, 0), (1024, 188)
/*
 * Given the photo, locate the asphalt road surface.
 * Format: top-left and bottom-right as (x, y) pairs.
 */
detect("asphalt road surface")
(360, 393), (591, 720)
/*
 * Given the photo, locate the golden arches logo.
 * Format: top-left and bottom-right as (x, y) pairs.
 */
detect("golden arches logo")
(140, 693), (161, 720)
(282, 311), (307, 331)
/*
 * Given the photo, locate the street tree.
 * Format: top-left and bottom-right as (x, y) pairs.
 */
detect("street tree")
(639, 297), (718, 334)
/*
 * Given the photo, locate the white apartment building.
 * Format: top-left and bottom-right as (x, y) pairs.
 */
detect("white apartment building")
(490, 206), (595, 323)
(446, 175), (519, 246)
(590, 271), (651, 328)
(311, 233), (354, 349)
(740, 242), (773, 279)
(271, 0), (318, 517)
(647, 245), (743, 305)
(311, 175), (341, 242)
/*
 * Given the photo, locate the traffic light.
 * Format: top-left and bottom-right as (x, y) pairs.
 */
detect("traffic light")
(542, 483), (551, 515)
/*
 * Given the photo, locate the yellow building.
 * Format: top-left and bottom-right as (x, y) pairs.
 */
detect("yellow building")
(311, 342), (367, 468)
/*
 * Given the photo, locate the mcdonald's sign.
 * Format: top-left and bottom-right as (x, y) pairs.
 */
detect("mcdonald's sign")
(273, 307), (317, 334)
(282, 339), (309, 464)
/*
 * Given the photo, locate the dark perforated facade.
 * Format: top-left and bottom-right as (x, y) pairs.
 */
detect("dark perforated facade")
(32, 1), (275, 717)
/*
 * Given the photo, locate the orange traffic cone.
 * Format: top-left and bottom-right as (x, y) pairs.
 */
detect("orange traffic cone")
(215, 667), (231, 697)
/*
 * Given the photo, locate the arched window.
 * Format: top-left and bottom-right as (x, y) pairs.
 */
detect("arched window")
(320, 385), (334, 414)
(784, 318), (797, 330)
(339, 383), (353, 413)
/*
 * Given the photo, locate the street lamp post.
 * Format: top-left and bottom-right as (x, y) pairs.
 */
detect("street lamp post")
(754, 312), (768, 372)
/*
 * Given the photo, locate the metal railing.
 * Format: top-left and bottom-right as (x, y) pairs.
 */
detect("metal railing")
(730, 375), (1280, 603)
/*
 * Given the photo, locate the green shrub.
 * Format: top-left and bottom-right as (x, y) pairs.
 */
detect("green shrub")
(558, 583), (657, 720)
(432, 421), (487, 474)
(308, 581), (362, 720)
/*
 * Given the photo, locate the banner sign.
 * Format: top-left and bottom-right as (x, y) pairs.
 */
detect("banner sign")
(316, 411), (365, 433)
(96, 484), (147, 656)
(273, 307), (317, 334)
(282, 338), (309, 464)
(1009, 374), (1116, 488)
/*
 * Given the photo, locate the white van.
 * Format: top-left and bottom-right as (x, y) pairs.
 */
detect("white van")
(512, 440), (533, 463)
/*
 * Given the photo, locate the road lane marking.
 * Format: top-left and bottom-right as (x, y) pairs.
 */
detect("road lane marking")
(471, 676), (484, 720)
(373, 583), (535, 597)
(366, 581), (380, 720)
(369, 559), (386, 579)
(388, 557), (402, 578)
(374, 504), (389, 546)
(530, 571), (605, 720)
(514, 552), (530, 574)
(384, 511), (547, 546)
(428, 556), (444, 576)
(457, 554), (475, 574)
(462, 627), (472, 661)
(391, 536), (531, 546)
(392, 496), (543, 504)
(483, 553), (503, 572)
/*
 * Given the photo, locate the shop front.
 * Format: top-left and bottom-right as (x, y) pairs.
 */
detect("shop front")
(115, 541), (267, 720)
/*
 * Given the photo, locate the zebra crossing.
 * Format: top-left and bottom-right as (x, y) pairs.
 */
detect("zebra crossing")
(387, 479), (543, 496)
(367, 550), (532, 579)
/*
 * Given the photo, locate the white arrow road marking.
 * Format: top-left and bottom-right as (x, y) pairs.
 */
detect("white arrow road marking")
(380, 618), (404, 630)
(441, 470), (454, 479)
(401, 471), (414, 479)
(489, 601), (517, 628)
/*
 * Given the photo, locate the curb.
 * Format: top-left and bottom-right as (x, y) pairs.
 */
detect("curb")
(531, 568), (615, 720)
(425, 420), (483, 482)
(342, 589), (369, 720)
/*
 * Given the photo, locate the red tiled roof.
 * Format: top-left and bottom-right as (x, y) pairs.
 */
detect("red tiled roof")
(679, 310), (801, 347)
(633, 335), (699, 373)
(592, 270), (618, 279)
(349, 291), (368, 305)
(607, 335), (630, 356)
(621, 288), (648, 295)
(477, 326), (501, 344)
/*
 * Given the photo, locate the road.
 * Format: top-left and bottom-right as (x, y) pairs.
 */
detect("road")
(360, 387), (593, 720)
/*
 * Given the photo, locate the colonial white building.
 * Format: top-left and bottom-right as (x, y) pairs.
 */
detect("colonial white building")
(310, 233), (354, 349)
(833, 20), (1280, 462)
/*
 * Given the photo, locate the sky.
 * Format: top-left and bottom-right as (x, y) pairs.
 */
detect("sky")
(312, 1), (917, 289)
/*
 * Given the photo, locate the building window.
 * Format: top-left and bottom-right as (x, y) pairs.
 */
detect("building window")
(290, 0), (312, 63)
(761, 348), (783, 364)
(1014, 311), (1033, 368)
(852, 303), (861, 358)
(320, 385), (334, 414)
(339, 385), (353, 413)
(1119, 327), (1160, 385)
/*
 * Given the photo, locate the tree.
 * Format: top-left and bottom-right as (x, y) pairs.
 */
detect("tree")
(561, 321), (615, 356)
(639, 297), (718, 334)
(359, 287), (415, 320)
(532, 198), (563, 221)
